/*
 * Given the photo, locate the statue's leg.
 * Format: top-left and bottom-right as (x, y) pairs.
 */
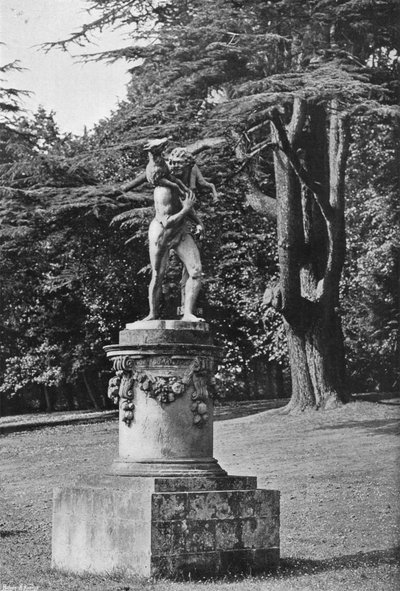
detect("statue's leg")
(174, 234), (204, 322)
(143, 222), (169, 321)
(180, 267), (189, 311)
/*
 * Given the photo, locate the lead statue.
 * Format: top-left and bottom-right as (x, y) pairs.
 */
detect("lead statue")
(122, 138), (212, 322)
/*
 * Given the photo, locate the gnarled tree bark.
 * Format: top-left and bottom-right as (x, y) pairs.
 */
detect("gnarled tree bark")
(268, 98), (350, 411)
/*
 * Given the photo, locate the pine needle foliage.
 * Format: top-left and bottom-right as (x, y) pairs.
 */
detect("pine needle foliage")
(2, 0), (399, 409)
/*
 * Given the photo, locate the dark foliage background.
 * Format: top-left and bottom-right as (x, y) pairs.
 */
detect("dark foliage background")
(0, 0), (398, 413)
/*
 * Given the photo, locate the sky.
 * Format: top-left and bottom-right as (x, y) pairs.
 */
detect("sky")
(1, 0), (131, 135)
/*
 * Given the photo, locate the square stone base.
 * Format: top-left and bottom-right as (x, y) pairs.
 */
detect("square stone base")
(52, 475), (280, 578)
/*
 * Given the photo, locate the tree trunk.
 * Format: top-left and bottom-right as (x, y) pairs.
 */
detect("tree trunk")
(65, 383), (76, 411)
(248, 358), (285, 399)
(270, 98), (350, 411)
(284, 304), (347, 411)
(73, 384), (82, 410)
(82, 371), (101, 410)
(256, 359), (270, 398)
(96, 373), (109, 408)
(271, 363), (286, 399)
(44, 385), (53, 413)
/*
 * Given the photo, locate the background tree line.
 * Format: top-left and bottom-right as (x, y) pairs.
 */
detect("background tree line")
(0, 0), (398, 414)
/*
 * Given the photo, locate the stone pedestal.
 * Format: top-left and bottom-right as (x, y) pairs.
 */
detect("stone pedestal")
(52, 321), (280, 578)
(105, 321), (225, 477)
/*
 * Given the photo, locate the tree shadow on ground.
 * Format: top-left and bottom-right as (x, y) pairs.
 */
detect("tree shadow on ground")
(352, 392), (400, 406)
(214, 400), (288, 422)
(316, 418), (400, 436)
(0, 529), (28, 538)
(180, 547), (400, 583)
(277, 546), (400, 577)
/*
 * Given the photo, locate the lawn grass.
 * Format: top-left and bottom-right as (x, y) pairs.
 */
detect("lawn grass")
(1, 395), (399, 590)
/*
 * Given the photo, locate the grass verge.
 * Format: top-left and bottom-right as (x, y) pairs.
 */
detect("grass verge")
(0, 395), (399, 590)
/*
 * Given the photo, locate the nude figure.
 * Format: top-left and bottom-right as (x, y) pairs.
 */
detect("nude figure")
(121, 139), (205, 322)
(144, 188), (203, 322)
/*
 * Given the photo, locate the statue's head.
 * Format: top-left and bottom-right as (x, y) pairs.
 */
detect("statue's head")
(143, 137), (170, 155)
(168, 147), (195, 176)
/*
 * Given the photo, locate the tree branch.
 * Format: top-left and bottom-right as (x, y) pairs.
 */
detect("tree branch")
(318, 105), (350, 303)
(334, 113), (350, 210)
(271, 106), (334, 223)
(185, 137), (226, 155)
(288, 97), (306, 143)
(239, 174), (277, 219)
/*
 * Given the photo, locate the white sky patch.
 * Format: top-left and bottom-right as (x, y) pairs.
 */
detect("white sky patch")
(1, 0), (132, 134)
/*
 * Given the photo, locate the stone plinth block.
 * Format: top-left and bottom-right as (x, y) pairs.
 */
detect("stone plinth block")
(52, 321), (281, 578)
(104, 320), (226, 476)
(52, 476), (280, 578)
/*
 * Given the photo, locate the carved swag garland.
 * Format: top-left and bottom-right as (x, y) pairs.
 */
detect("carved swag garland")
(107, 356), (214, 427)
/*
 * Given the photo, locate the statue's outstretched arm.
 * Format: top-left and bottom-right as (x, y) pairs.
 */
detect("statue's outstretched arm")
(190, 164), (219, 202)
(121, 171), (147, 192)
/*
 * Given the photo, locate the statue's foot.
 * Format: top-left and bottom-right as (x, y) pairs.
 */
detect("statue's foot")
(141, 313), (159, 321)
(181, 313), (205, 322)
